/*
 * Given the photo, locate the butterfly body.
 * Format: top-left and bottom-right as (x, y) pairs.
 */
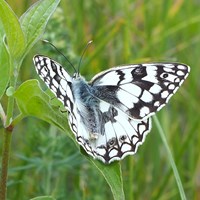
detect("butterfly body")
(71, 77), (105, 139)
(33, 55), (190, 164)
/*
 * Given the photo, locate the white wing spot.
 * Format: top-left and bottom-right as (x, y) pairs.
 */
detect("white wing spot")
(149, 84), (162, 94)
(119, 68), (135, 84)
(121, 144), (132, 152)
(41, 67), (48, 76)
(164, 64), (175, 68)
(168, 84), (175, 90)
(140, 107), (150, 117)
(66, 100), (71, 108)
(175, 78), (180, 83)
(52, 79), (58, 88)
(51, 85), (57, 93)
(140, 90), (153, 103)
(35, 57), (39, 62)
(163, 67), (174, 72)
(94, 71), (120, 86)
(117, 90), (138, 107)
(142, 75), (158, 83)
(138, 123), (146, 134)
(132, 137), (139, 145)
(177, 64), (186, 70)
(96, 147), (106, 155)
(109, 149), (118, 157)
(154, 101), (160, 107)
(60, 96), (64, 101)
(161, 91), (169, 98)
(120, 84), (142, 97)
(177, 70), (185, 76)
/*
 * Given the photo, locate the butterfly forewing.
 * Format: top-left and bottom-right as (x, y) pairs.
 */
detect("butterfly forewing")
(91, 63), (190, 120)
(33, 55), (190, 164)
(33, 55), (75, 113)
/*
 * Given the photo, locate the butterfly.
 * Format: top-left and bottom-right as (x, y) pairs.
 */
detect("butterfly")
(33, 55), (190, 164)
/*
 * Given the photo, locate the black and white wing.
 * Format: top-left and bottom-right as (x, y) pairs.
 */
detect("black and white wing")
(80, 63), (189, 163)
(33, 55), (78, 135)
(90, 63), (190, 120)
(75, 100), (152, 163)
(33, 56), (190, 164)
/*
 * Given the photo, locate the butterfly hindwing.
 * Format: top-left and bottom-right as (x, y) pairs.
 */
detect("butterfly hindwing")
(91, 63), (190, 120)
(74, 100), (151, 163)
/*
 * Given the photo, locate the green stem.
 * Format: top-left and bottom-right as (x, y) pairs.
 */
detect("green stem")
(0, 61), (18, 199)
(5, 77), (17, 127)
(0, 98), (15, 200)
(153, 116), (186, 200)
(0, 128), (12, 200)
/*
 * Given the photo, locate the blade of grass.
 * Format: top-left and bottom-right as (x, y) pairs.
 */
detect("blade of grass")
(153, 115), (186, 200)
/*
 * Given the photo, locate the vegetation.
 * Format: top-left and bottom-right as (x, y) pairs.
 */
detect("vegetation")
(0, 0), (199, 199)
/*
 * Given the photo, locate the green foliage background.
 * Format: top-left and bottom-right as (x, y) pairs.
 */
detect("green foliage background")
(0, 0), (199, 199)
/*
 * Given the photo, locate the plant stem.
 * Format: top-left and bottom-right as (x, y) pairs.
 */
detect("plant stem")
(0, 62), (18, 199)
(0, 95), (15, 200)
(0, 128), (12, 200)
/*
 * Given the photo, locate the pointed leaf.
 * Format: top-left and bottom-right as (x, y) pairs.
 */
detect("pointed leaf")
(20, 0), (60, 54)
(0, 0), (25, 58)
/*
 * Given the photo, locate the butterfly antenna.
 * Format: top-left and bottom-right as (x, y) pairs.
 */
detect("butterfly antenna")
(42, 40), (77, 73)
(77, 40), (93, 77)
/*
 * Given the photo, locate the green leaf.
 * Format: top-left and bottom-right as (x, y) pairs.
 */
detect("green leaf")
(91, 160), (125, 200)
(0, 23), (10, 100)
(15, 80), (124, 200)
(30, 196), (56, 200)
(20, 0), (60, 55)
(0, 0), (25, 58)
(14, 79), (70, 134)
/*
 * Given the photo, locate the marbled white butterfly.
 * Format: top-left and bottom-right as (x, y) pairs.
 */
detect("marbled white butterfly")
(33, 55), (190, 164)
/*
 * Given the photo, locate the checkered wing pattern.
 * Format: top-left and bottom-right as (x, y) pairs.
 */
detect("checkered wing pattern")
(91, 63), (190, 120)
(33, 55), (78, 135)
(33, 55), (190, 164)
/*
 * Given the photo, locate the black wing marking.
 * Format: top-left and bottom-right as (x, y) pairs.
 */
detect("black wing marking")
(90, 63), (190, 120)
